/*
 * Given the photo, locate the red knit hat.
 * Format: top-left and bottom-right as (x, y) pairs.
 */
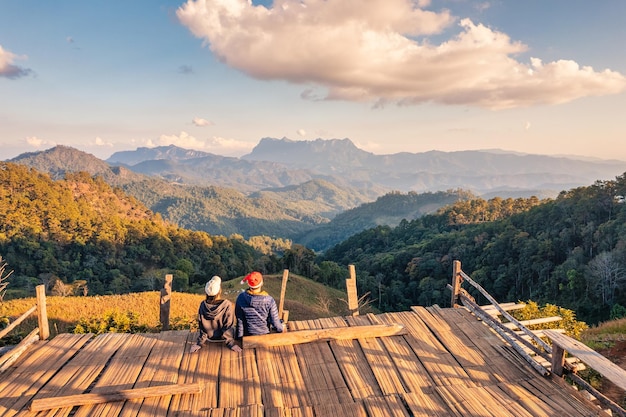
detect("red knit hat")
(241, 271), (263, 289)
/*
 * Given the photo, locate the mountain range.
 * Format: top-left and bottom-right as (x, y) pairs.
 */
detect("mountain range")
(108, 137), (626, 196)
(8, 138), (626, 250)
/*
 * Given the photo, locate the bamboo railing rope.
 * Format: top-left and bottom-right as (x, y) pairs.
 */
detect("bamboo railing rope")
(456, 266), (552, 354)
(0, 305), (37, 340)
(451, 287), (549, 360)
(459, 294), (550, 376)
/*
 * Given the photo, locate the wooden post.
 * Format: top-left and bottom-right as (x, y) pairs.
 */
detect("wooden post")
(551, 343), (566, 377)
(278, 269), (289, 321)
(450, 260), (462, 308)
(346, 264), (359, 316)
(160, 274), (172, 331)
(35, 285), (49, 340)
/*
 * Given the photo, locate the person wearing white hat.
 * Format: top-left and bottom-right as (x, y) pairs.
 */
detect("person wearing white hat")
(190, 275), (242, 353)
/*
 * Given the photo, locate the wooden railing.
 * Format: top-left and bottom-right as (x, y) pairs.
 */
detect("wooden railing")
(0, 284), (49, 372)
(450, 260), (625, 417)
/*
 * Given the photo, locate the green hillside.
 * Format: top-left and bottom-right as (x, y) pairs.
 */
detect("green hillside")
(321, 173), (626, 324)
(0, 162), (268, 297)
(10, 146), (380, 240)
(297, 189), (475, 251)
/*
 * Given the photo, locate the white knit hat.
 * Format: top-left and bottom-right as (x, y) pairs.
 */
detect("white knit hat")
(205, 276), (221, 296)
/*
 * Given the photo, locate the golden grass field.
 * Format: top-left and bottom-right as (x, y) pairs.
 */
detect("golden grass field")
(0, 272), (354, 339)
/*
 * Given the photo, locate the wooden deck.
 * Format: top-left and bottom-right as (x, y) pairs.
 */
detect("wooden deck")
(0, 306), (611, 417)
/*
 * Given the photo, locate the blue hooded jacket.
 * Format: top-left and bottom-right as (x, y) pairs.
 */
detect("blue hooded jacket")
(235, 290), (283, 338)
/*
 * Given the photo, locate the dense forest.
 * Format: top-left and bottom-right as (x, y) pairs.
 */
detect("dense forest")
(2, 161), (626, 325)
(320, 175), (626, 324)
(0, 163), (291, 297)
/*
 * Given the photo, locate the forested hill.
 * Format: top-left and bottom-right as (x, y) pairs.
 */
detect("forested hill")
(10, 146), (375, 239)
(0, 162), (273, 297)
(296, 189), (475, 251)
(321, 174), (626, 324)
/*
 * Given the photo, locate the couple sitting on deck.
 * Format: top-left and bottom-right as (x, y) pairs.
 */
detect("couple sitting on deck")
(189, 271), (285, 354)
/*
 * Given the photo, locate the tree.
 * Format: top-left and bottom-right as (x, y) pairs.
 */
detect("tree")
(587, 251), (625, 306)
(0, 255), (12, 303)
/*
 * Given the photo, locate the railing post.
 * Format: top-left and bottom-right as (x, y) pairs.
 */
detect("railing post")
(278, 269), (289, 322)
(347, 265), (359, 316)
(450, 260), (462, 308)
(160, 274), (172, 331)
(35, 285), (49, 340)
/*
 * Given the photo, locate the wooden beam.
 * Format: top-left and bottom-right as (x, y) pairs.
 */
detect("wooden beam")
(29, 382), (203, 412)
(243, 324), (407, 348)
(278, 269), (289, 318)
(479, 302), (526, 315)
(36, 285), (49, 340)
(450, 260), (462, 308)
(502, 316), (562, 329)
(160, 274), (172, 331)
(346, 264), (359, 315)
(0, 305), (36, 340)
(0, 328), (39, 373)
(544, 329), (626, 392)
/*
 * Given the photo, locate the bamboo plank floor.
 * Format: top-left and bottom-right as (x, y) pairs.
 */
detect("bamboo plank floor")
(0, 307), (612, 417)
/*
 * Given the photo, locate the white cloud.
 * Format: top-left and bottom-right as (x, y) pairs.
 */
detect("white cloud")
(177, 0), (626, 109)
(296, 129), (306, 136)
(193, 117), (214, 127)
(147, 131), (253, 156)
(94, 136), (113, 147)
(0, 45), (32, 79)
(25, 136), (55, 148)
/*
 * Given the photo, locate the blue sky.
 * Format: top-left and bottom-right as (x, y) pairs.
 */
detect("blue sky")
(1, 0), (626, 162)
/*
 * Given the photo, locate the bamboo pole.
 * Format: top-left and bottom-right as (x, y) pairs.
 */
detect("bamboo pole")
(29, 382), (203, 411)
(458, 269), (552, 354)
(346, 265), (359, 316)
(459, 294), (550, 376)
(450, 260), (462, 308)
(243, 323), (406, 348)
(0, 305), (37, 340)
(0, 328), (39, 372)
(36, 285), (49, 340)
(160, 274), (172, 331)
(278, 269), (289, 318)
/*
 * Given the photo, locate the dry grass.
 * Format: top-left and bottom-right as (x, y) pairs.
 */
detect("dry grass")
(0, 272), (353, 340)
(581, 317), (626, 349)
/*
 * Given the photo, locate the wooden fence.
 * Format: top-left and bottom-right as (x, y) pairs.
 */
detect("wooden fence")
(0, 284), (49, 372)
(450, 259), (626, 417)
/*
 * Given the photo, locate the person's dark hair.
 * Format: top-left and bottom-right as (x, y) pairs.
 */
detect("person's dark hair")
(205, 290), (222, 304)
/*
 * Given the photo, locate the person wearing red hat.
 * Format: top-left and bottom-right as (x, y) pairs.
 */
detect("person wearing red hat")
(235, 271), (284, 339)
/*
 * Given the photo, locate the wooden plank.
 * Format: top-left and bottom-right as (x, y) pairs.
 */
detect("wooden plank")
(363, 394), (411, 417)
(544, 329), (626, 391)
(0, 328), (39, 372)
(346, 264), (358, 314)
(70, 333), (159, 417)
(0, 305), (36, 340)
(118, 331), (186, 416)
(0, 333), (103, 417)
(243, 324), (406, 348)
(167, 331), (199, 416)
(402, 390), (459, 417)
(502, 316), (562, 329)
(294, 337), (352, 405)
(30, 382), (203, 411)
(376, 313), (438, 391)
(345, 314), (408, 396)
(278, 269), (289, 318)
(479, 303), (526, 316)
